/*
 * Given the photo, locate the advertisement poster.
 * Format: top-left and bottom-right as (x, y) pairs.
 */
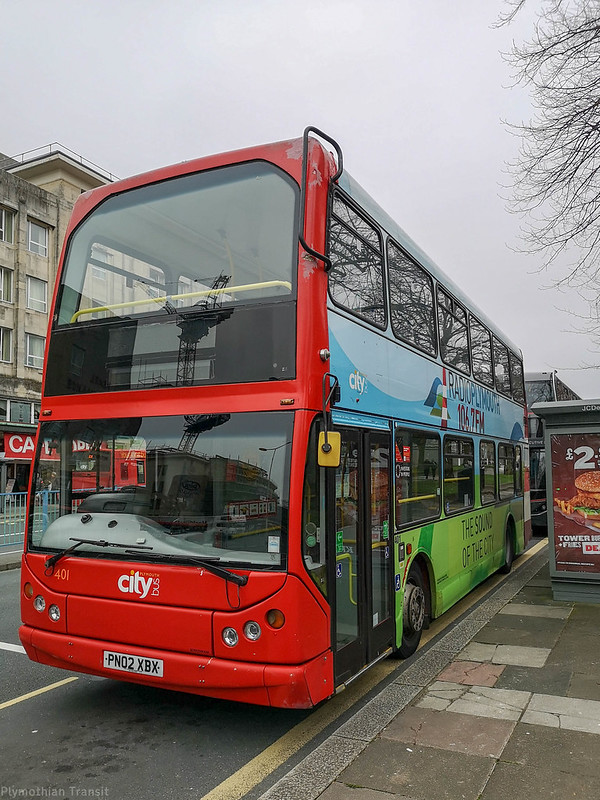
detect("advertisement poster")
(551, 433), (600, 573)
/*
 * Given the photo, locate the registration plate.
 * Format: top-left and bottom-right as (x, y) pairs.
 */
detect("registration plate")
(103, 650), (163, 677)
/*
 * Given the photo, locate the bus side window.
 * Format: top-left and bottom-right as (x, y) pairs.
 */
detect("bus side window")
(394, 427), (441, 529)
(388, 239), (437, 357)
(443, 437), (474, 513)
(498, 443), (516, 499)
(327, 192), (386, 329)
(480, 440), (497, 505)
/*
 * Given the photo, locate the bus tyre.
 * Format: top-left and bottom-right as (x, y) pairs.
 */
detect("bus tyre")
(499, 523), (514, 574)
(398, 565), (428, 658)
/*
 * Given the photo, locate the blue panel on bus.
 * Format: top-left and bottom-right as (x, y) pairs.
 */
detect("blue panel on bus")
(331, 410), (391, 430)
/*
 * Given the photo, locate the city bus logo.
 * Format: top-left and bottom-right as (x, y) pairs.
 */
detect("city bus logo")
(349, 370), (368, 395)
(117, 570), (159, 599)
(424, 372), (449, 428)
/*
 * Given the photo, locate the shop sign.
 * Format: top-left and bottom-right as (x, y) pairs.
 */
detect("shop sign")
(4, 433), (36, 459)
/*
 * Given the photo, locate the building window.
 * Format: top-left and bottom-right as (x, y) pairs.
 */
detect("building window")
(27, 276), (48, 313)
(28, 221), (49, 257)
(0, 207), (15, 243)
(0, 327), (12, 362)
(0, 267), (13, 303)
(25, 333), (45, 369)
(10, 401), (32, 423)
(0, 399), (7, 419)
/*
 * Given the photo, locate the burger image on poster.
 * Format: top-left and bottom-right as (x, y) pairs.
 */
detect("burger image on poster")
(570, 471), (600, 521)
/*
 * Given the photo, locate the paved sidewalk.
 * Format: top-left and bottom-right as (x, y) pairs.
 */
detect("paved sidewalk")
(259, 542), (600, 800)
(0, 548), (21, 571)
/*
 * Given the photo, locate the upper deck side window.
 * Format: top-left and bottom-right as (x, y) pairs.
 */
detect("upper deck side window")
(327, 192), (386, 329)
(387, 239), (436, 356)
(509, 352), (525, 404)
(436, 287), (470, 375)
(56, 161), (298, 327)
(469, 316), (494, 388)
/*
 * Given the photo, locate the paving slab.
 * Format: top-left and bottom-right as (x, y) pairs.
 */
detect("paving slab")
(480, 761), (600, 799)
(338, 738), (494, 800)
(459, 642), (497, 662)
(501, 722), (600, 776)
(510, 584), (565, 606)
(547, 634), (600, 674)
(568, 672), (600, 701)
(473, 615), (566, 648)
(446, 686), (531, 721)
(319, 784), (419, 800)
(492, 644), (551, 667)
(494, 664), (572, 695)
(498, 602), (571, 619)
(382, 706), (515, 758)
(436, 660), (505, 687)
(523, 693), (600, 734)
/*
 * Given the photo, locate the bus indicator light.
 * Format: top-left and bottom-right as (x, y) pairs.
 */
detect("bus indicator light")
(266, 609), (285, 629)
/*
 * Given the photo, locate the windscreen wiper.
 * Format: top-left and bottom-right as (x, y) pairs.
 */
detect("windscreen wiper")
(45, 538), (153, 571)
(123, 550), (248, 587)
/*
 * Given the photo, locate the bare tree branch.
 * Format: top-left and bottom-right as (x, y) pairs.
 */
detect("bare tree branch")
(500, 0), (600, 342)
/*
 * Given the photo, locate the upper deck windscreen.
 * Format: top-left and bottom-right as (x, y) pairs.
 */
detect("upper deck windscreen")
(47, 161), (298, 395)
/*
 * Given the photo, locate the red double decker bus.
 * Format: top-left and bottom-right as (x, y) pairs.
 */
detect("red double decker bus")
(20, 129), (527, 707)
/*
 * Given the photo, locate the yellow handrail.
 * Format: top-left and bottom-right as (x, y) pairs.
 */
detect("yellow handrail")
(70, 280), (293, 323)
(336, 552), (357, 606)
(396, 493), (437, 505)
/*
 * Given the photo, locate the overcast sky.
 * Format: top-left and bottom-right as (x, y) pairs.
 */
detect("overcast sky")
(2, 0), (597, 398)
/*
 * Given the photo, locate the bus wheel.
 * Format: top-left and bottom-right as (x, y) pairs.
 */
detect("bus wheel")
(499, 522), (514, 574)
(398, 565), (428, 658)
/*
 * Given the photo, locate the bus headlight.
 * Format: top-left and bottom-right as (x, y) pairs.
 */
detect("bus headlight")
(33, 595), (46, 612)
(222, 627), (239, 647)
(243, 621), (261, 641)
(48, 605), (61, 622)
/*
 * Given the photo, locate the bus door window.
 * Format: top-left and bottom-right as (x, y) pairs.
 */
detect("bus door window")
(302, 423), (327, 597)
(370, 437), (391, 630)
(394, 428), (441, 529)
(335, 433), (360, 650)
(443, 437), (474, 514)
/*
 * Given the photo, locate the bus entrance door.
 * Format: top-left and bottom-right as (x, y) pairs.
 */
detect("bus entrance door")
(333, 428), (394, 686)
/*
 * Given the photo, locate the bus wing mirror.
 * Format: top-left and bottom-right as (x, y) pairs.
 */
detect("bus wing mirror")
(318, 431), (341, 468)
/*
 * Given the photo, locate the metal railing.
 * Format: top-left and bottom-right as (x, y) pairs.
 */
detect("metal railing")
(0, 491), (63, 549)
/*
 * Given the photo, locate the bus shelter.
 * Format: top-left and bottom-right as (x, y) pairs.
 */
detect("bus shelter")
(533, 399), (600, 603)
